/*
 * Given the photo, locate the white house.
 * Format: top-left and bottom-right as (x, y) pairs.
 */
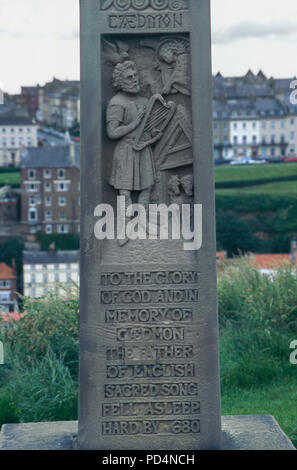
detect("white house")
(0, 116), (38, 167)
(23, 249), (79, 298)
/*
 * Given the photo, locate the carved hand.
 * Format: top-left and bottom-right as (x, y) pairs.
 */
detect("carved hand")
(131, 109), (145, 129)
(162, 84), (172, 95)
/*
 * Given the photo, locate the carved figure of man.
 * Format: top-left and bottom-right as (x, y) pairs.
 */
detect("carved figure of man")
(107, 61), (156, 207)
(157, 39), (190, 96)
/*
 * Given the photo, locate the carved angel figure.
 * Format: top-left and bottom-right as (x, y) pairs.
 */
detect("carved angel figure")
(157, 39), (191, 96)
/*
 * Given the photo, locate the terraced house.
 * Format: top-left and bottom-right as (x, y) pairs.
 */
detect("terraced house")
(20, 143), (80, 238)
(0, 116), (38, 167)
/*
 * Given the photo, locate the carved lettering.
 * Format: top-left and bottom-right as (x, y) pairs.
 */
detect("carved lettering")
(106, 344), (194, 360)
(105, 307), (193, 323)
(100, 271), (199, 286)
(102, 401), (200, 417)
(102, 419), (200, 435)
(101, 289), (199, 304)
(106, 363), (195, 378)
(107, 12), (184, 30)
(116, 326), (184, 341)
(104, 382), (198, 398)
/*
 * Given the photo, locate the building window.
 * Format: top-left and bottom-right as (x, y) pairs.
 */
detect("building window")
(0, 280), (11, 288)
(242, 136), (247, 145)
(45, 183), (51, 192)
(28, 169), (36, 180)
(252, 135), (257, 145)
(28, 208), (37, 222)
(45, 196), (52, 206)
(26, 183), (39, 192)
(44, 169), (52, 179)
(233, 136), (238, 145)
(290, 131), (295, 142)
(59, 211), (66, 221)
(58, 224), (69, 234)
(19, 128), (23, 133)
(271, 135), (275, 144)
(58, 169), (66, 179)
(0, 292), (10, 302)
(262, 136), (266, 144)
(46, 224), (52, 234)
(291, 118), (295, 125)
(242, 122), (246, 129)
(58, 196), (66, 206)
(262, 121), (266, 129)
(56, 182), (69, 192)
(29, 197), (36, 206)
(233, 123), (237, 130)
(45, 211), (52, 221)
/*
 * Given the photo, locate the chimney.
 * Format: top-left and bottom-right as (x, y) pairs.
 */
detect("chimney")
(70, 142), (76, 166)
(290, 239), (297, 265)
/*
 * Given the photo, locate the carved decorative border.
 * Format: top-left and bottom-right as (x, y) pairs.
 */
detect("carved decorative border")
(101, 0), (189, 11)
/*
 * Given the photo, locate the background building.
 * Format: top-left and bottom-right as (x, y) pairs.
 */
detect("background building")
(0, 116), (38, 167)
(0, 261), (17, 312)
(23, 249), (79, 298)
(213, 71), (297, 161)
(20, 143), (80, 238)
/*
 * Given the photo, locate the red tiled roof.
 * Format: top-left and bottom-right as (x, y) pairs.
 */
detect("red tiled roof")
(251, 254), (293, 269)
(216, 252), (227, 260)
(0, 263), (16, 280)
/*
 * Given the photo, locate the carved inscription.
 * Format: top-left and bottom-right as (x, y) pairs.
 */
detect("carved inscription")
(108, 12), (185, 30)
(101, 269), (201, 435)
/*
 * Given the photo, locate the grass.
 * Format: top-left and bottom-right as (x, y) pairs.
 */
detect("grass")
(216, 180), (297, 195)
(0, 261), (296, 447)
(215, 163), (297, 184)
(0, 170), (20, 187)
(221, 381), (297, 448)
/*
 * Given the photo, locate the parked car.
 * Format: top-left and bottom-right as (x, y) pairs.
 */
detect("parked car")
(284, 156), (297, 163)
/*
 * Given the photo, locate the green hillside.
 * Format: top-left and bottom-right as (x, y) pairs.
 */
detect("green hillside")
(215, 164), (297, 255)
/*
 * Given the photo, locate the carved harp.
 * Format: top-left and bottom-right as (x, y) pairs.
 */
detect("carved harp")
(133, 94), (176, 151)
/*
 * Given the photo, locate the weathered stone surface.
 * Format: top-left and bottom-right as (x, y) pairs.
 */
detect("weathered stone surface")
(0, 421), (77, 450)
(79, 0), (220, 450)
(0, 416), (295, 450)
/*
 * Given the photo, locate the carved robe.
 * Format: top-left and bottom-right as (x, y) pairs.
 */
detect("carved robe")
(107, 93), (156, 191)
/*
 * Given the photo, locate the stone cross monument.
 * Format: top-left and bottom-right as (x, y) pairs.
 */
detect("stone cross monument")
(79, 0), (221, 450)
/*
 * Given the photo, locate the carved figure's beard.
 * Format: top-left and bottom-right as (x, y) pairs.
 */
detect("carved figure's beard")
(122, 83), (140, 94)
